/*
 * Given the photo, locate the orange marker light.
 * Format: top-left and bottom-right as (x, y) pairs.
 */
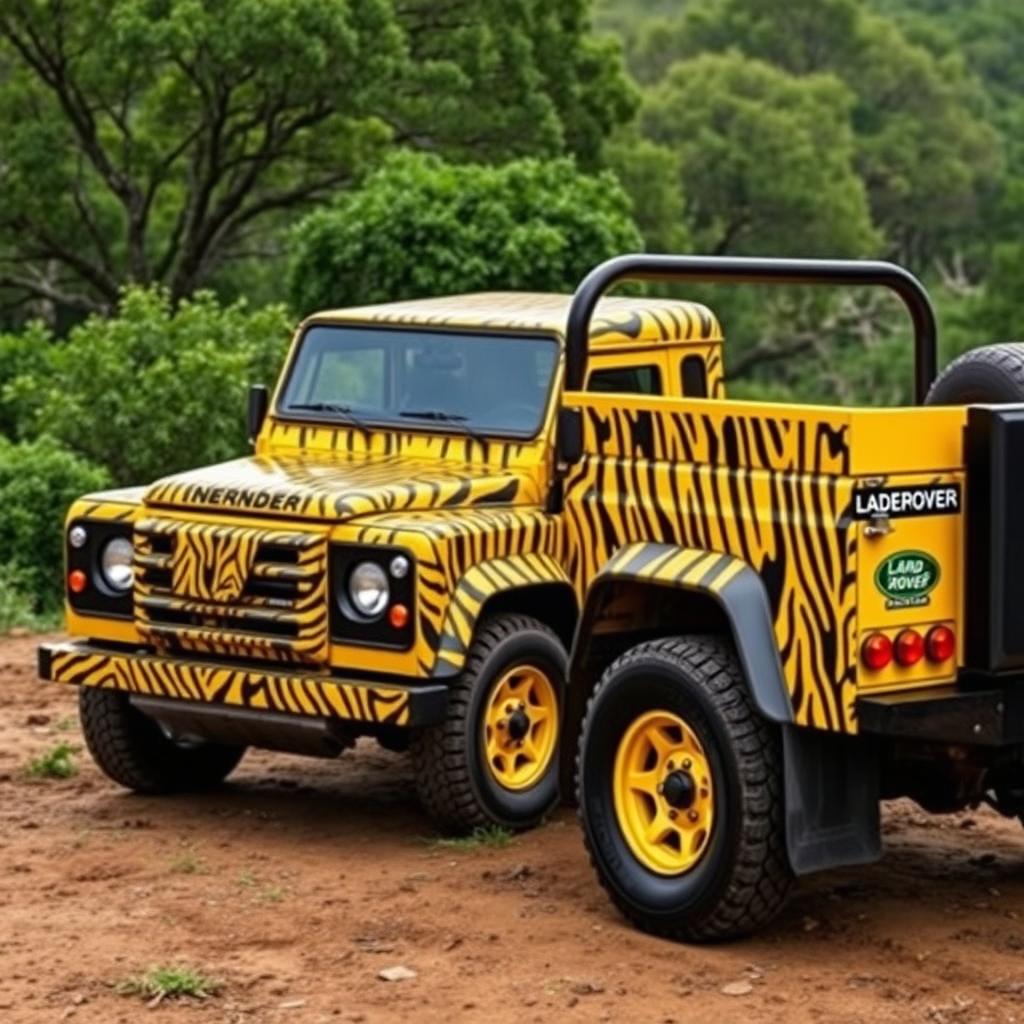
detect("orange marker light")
(862, 632), (892, 671)
(926, 625), (956, 663)
(895, 629), (925, 667)
(68, 569), (87, 594)
(388, 603), (409, 629)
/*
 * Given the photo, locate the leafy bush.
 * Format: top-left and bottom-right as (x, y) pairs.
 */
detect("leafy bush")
(8, 288), (293, 485)
(288, 153), (643, 314)
(0, 437), (110, 613)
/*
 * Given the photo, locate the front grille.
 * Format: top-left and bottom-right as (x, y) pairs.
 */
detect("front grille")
(134, 519), (329, 665)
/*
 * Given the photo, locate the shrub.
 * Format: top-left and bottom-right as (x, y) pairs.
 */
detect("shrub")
(288, 152), (643, 314)
(0, 437), (110, 613)
(9, 287), (293, 485)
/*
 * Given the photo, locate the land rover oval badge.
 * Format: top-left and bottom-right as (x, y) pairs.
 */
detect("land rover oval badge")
(875, 550), (940, 609)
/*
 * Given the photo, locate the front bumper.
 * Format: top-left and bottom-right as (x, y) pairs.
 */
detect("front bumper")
(38, 641), (447, 729)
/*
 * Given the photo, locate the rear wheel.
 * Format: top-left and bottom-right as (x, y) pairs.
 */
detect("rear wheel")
(926, 343), (1024, 405)
(577, 635), (792, 942)
(79, 688), (245, 794)
(411, 613), (565, 833)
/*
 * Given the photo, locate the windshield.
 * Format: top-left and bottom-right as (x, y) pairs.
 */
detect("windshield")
(278, 326), (559, 438)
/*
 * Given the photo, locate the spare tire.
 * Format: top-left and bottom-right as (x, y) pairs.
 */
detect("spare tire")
(926, 343), (1024, 405)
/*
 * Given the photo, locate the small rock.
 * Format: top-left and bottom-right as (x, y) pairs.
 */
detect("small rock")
(279, 1000), (307, 1010)
(378, 966), (417, 982)
(802, 916), (820, 932)
(25, 713), (50, 726)
(721, 981), (754, 997)
(571, 981), (604, 996)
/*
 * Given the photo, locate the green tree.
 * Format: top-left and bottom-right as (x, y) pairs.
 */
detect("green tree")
(635, 0), (1001, 266)
(287, 153), (643, 314)
(635, 53), (878, 257)
(0, 0), (634, 316)
(6, 287), (293, 483)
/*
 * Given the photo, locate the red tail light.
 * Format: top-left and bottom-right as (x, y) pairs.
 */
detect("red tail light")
(926, 625), (956, 663)
(388, 603), (409, 629)
(862, 632), (892, 670)
(68, 569), (87, 594)
(895, 629), (925, 667)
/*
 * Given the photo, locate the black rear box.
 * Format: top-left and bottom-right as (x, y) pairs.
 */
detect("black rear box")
(966, 405), (1024, 673)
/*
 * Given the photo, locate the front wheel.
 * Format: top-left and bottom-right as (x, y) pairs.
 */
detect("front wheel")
(577, 636), (792, 942)
(79, 688), (246, 794)
(411, 613), (565, 833)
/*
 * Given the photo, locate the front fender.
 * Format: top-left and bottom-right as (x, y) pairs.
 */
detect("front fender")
(431, 554), (575, 678)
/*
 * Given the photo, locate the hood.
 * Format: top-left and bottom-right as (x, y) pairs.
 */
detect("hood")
(143, 454), (541, 522)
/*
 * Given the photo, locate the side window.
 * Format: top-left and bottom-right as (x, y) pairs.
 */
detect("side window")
(587, 365), (662, 395)
(681, 355), (709, 398)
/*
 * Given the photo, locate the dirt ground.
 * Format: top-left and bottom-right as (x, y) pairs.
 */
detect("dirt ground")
(3, 635), (1024, 1024)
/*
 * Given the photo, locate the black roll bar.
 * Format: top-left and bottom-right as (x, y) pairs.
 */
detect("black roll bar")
(564, 254), (938, 404)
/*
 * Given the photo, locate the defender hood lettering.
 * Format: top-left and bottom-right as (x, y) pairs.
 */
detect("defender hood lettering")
(144, 455), (539, 520)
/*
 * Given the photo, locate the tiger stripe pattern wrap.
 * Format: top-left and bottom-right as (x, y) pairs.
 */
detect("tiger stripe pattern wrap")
(562, 400), (857, 732)
(40, 643), (438, 726)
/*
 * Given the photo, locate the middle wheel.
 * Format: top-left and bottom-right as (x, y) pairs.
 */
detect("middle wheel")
(411, 612), (566, 832)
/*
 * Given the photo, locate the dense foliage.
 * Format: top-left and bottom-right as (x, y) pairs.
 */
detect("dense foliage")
(289, 154), (643, 313)
(5, 0), (1024, 622)
(0, 438), (110, 616)
(2, 289), (292, 484)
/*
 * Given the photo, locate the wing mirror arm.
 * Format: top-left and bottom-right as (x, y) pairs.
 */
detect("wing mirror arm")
(556, 407), (583, 468)
(247, 384), (269, 446)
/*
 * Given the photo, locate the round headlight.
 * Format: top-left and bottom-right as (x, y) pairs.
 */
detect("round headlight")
(99, 537), (134, 593)
(348, 561), (389, 618)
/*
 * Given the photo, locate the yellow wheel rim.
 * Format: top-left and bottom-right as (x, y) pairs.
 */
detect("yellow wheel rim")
(482, 663), (559, 791)
(612, 710), (715, 876)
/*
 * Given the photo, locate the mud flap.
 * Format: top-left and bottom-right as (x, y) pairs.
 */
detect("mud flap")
(783, 725), (882, 875)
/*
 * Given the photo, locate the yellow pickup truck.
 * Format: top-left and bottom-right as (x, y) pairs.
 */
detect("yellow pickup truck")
(40, 255), (1024, 941)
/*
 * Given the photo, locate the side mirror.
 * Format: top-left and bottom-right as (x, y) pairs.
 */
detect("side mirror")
(247, 384), (269, 445)
(556, 407), (584, 466)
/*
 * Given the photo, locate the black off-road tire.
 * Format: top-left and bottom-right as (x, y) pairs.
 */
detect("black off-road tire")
(410, 613), (566, 833)
(577, 635), (792, 942)
(926, 343), (1024, 405)
(79, 688), (246, 794)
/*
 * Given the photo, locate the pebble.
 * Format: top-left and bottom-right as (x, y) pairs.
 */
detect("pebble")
(378, 966), (417, 982)
(720, 981), (754, 997)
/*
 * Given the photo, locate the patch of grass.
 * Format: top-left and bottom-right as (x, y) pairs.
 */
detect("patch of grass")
(168, 848), (204, 875)
(116, 965), (220, 1004)
(54, 715), (77, 733)
(237, 869), (285, 903)
(25, 742), (77, 780)
(427, 825), (515, 851)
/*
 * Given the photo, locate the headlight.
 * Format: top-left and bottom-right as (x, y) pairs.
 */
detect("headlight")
(347, 561), (389, 618)
(99, 536), (134, 593)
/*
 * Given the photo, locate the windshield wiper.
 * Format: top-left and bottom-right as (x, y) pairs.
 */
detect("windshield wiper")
(399, 408), (485, 443)
(288, 402), (366, 427)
